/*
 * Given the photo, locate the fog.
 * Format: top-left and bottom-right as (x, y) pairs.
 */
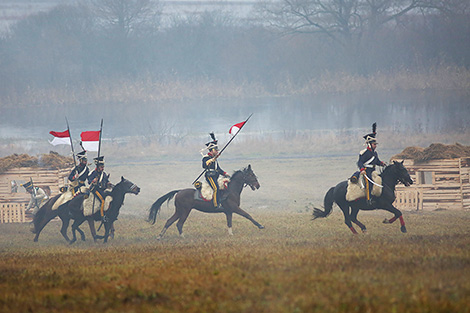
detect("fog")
(1, 0), (470, 157)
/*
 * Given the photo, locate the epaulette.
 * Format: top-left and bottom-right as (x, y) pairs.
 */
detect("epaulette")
(359, 148), (367, 155)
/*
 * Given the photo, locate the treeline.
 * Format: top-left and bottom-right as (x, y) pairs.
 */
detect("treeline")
(0, 0), (469, 100)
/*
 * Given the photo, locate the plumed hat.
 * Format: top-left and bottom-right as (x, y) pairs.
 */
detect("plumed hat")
(363, 122), (378, 144)
(94, 156), (105, 166)
(205, 132), (218, 150)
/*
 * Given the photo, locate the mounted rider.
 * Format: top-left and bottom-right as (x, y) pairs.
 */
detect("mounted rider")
(68, 150), (89, 195)
(22, 180), (48, 216)
(357, 122), (386, 205)
(202, 132), (230, 208)
(87, 156), (113, 221)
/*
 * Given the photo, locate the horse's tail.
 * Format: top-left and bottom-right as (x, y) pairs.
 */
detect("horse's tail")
(312, 187), (336, 220)
(32, 195), (60, 233)
(148, 190), (180, 225)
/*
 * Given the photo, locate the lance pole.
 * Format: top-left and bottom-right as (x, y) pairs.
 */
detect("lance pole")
(192, 113), (253, 184)
(92, 119), (103, 216)
(65, 117), (77, 167)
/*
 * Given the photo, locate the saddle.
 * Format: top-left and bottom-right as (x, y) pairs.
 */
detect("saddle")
(194, 176), (230, 201)
(345, 171), (383, 202)
(52, 186), (88, 211)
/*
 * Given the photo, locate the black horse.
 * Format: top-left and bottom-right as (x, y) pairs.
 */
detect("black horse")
(312, 161), (413, 234)
(148, 164), (263, 239)
(32, 177), (140, 244)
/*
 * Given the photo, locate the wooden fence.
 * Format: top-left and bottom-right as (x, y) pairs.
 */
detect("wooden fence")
(0, 202), (26, 223)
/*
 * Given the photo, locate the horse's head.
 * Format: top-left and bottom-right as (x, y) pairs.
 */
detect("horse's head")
(242, 164), (260, 190)
(116, 176), (141, 195)
(391, 160), (413, 187)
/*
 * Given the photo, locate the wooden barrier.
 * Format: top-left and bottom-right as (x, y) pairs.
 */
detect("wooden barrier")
(0, 202), (26, 223)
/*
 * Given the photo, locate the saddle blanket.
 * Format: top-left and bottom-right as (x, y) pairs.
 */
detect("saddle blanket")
(195, 176), (229, 201)
(345, 171), (383, 202)
(51, 186), (88, 211)
(82, 192), (113, 216)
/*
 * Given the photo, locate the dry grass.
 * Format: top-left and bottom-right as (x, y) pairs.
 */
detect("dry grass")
(1, 211), (470, 313)
(1, 156), (470, 312)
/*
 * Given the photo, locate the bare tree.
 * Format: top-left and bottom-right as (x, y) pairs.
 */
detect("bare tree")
(83, 0), (162, 37)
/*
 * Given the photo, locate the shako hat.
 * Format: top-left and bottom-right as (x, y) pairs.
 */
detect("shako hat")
(21, 181), (33, 189)
(77, 150), (87, 161)
(205, 132), (218, 151)
(363, 122), (378, 145)
(94, 156), (105, 166)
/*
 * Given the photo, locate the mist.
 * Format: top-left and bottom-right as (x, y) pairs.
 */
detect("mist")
(1, 0), (470, 158)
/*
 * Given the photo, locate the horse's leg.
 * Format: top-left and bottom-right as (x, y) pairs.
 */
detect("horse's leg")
(33, 209), (58, 242)
(157, 212), (179, 240)
(176, 209), (191, 238)
(338, 202), (357, 234)
(75, 226), (86, 241)
(382, 205), (407, 233)
(350, 206), (367, 233)
(87, 217), (98, 242)
(231, 207), (264, 229)
(59, 215), (72, 243)
(110, 224), (115, 239)
(225, 212), (234, 235)
(70, 219), (83, 244)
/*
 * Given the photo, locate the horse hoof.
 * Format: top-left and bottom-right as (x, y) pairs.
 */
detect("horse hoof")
(258, 225), (265, 229)
(383, 218), (391, 224)
(401, 226), (407, 233)
(362, 229), (367, 233)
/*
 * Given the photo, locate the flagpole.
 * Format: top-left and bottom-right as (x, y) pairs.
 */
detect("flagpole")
(98, 118), (103, 158)
(65, 117), (76, 167)
(192, 113), (253, 184)
(92, 119), (103, 217)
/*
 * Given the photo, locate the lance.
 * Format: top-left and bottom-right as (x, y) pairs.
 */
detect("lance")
(192, 113), (253, 184)
(65, 117), (77, 168)
(92, 119), (104, 216)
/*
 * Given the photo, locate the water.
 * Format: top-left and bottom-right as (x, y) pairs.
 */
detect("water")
(0, 90), (469, 143)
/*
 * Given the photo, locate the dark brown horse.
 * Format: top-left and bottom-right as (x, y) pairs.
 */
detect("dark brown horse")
(148, 164), (263, 239)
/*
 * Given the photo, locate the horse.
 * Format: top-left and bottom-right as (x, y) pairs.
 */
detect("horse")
(148, 164), (263, 239)
(312, 161), (413, 234)
(32, 177), (140, 244)
(66, 176), (140, 244)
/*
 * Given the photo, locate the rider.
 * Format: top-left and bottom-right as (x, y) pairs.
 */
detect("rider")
(22, 181), (48, 216)
(202, 132), (229, 208)
(87, 156), (113, 221)
(357, 122), (386, 206)
(68, 150), (89, 195)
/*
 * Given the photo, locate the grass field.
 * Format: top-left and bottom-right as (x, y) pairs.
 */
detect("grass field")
(1, 211), (470, 313)
(1, 157), (470, 312)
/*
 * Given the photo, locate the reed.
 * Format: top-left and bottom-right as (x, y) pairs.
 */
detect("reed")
(2, 66), (469, 108)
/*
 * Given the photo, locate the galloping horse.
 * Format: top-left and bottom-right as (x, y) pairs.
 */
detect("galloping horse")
(66, 176), (140, 244)
(148, 164), (263, 239)
(32, 177), (140, 244)
(312, 161), (413, 234)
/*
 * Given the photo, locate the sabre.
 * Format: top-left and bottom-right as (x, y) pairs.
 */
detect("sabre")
(192, 113), (253, 184)
(363, 172), (383, 188)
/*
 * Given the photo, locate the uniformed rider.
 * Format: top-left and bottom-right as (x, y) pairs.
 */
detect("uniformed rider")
(202, 133), (229, 208)
(22, 181), (48, 216)
(357, 123), (386, 206)
(87, 156), (112, 221)
(68, 150), (89, 195)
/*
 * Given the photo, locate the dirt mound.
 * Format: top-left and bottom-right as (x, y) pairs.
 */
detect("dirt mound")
(393, 143), (470, 161)
(0, 152), (73, 173)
